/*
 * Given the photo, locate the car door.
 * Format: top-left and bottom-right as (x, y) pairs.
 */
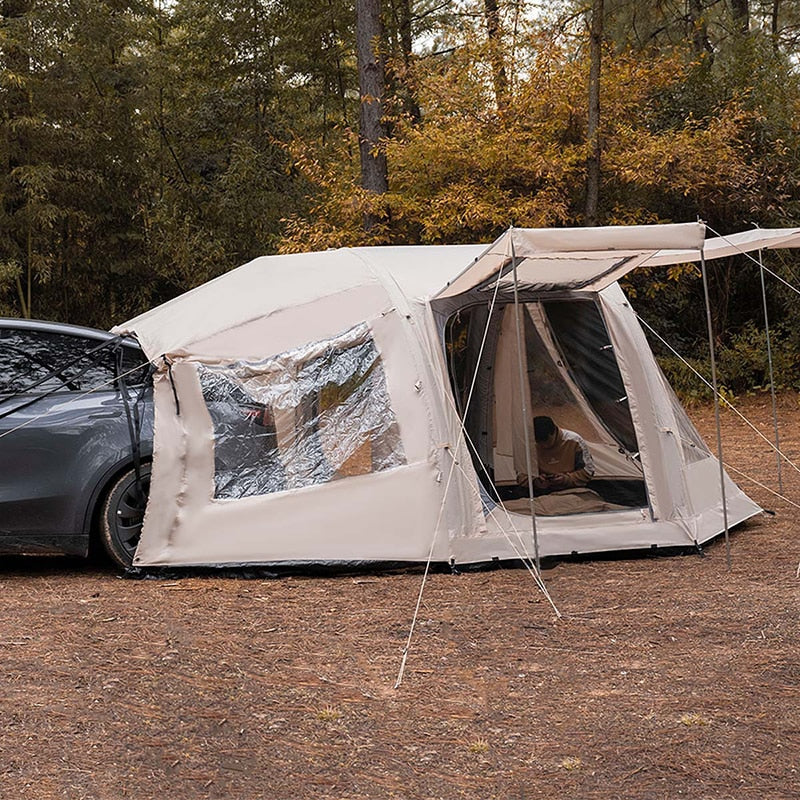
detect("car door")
(0, 326), (151, 555)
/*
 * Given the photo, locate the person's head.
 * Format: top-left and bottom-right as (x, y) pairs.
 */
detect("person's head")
(533, 416), (557, 444)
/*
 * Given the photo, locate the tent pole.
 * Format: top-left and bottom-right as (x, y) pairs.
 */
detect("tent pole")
(510, 234), (541, 571)
(700, 250), (731, 569)
(758, 248), (783, 493)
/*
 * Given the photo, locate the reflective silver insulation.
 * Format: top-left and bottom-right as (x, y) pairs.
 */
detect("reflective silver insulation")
(197, 323), (406, 499)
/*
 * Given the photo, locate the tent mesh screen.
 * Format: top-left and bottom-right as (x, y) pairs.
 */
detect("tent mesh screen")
(446, 299), (645, 512)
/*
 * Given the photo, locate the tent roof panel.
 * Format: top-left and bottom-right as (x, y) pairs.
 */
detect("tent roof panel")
(116, 225), (800, 359)
(435, 223), (707, 298)
(351, 244), (485, 298)
(116, 249), (379, 358)
(115, 245), (485, 359)
(442, 226), (800, 297)
(646, 227), (800, 267)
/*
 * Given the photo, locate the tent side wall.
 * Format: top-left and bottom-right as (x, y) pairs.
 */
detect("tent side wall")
(355, 252), (489, 555)
(134, 267), (467, 567)
(598, 284), (760, 543)
(597, 285), (694, 533)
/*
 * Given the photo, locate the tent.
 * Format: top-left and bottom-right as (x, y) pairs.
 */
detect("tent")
(115, 222), (800, 568)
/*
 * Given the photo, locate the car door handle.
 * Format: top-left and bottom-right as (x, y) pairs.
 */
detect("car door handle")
(88, 411), (123, 419)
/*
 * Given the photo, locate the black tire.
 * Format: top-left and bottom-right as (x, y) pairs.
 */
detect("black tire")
(101, 463), (151, 569)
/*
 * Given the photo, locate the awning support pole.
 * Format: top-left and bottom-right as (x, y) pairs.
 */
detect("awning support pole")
(700, 249), (731, 569)
(510, 233), (541, 571)
(758, 248), (783, 493)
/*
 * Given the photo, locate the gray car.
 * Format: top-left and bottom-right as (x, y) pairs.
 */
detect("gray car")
(0, 318), (153, 568)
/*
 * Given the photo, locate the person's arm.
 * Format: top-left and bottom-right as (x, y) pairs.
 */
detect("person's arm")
(562, 437), (595, 487)
(548, 436), (595, 489)
(557, 466), (591, 488)
(517, 472), (550, 492)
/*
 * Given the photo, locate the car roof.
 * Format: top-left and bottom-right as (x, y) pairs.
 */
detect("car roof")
(0, 317), (141, 348)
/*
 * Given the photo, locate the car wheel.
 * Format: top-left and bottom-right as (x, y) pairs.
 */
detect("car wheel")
(101, 464), (151, 569)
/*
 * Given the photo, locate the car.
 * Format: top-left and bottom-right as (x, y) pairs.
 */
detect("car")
(0, 318), (154, 568)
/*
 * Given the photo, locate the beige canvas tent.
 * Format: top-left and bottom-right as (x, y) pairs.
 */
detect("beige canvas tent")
(115, 222), (800, 568)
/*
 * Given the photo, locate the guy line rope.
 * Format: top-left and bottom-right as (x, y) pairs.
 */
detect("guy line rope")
(0, 359), (153, 442)
(394, 260), (561, 689)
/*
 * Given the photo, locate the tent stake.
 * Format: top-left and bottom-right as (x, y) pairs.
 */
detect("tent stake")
(758, 248), (783, 493)
(700, 250), (731, 570)
(510, 233), (541, 571)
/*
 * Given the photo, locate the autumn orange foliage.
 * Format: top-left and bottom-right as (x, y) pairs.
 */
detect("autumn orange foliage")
(280, 36), (782, 253)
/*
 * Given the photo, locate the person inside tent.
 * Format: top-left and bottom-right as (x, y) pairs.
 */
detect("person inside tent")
(524, 415), (595, 495)
(502, 415), (626, 516)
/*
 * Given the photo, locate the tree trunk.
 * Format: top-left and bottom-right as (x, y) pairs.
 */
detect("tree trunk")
(771, 0), (780, 49)
(397, 0), (421, 122)
(730, 0), (749, 34)
(328, 0), (350, 133)
(585, 0), (603, 226)
(356, 0), (388, 231)
(483, 0), (509, 113)
(688, 0), (714, 59)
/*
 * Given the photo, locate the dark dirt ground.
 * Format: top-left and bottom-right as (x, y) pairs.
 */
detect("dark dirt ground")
(1, 396), (799, 800)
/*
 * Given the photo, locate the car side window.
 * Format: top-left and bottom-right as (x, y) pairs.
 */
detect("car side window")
(0, 329), (148, 396)
(118, 342), (151, 387)
(0, 331), (71, 395)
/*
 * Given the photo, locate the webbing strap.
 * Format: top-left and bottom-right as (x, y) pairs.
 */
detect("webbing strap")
(116, 348), (156, 497)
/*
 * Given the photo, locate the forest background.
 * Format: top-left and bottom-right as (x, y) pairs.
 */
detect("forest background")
(2, 0), (800, 398)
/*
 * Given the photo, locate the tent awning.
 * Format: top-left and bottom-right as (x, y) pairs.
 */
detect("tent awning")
(645, 226), (800, 267)
(434, 224), (800, 298)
